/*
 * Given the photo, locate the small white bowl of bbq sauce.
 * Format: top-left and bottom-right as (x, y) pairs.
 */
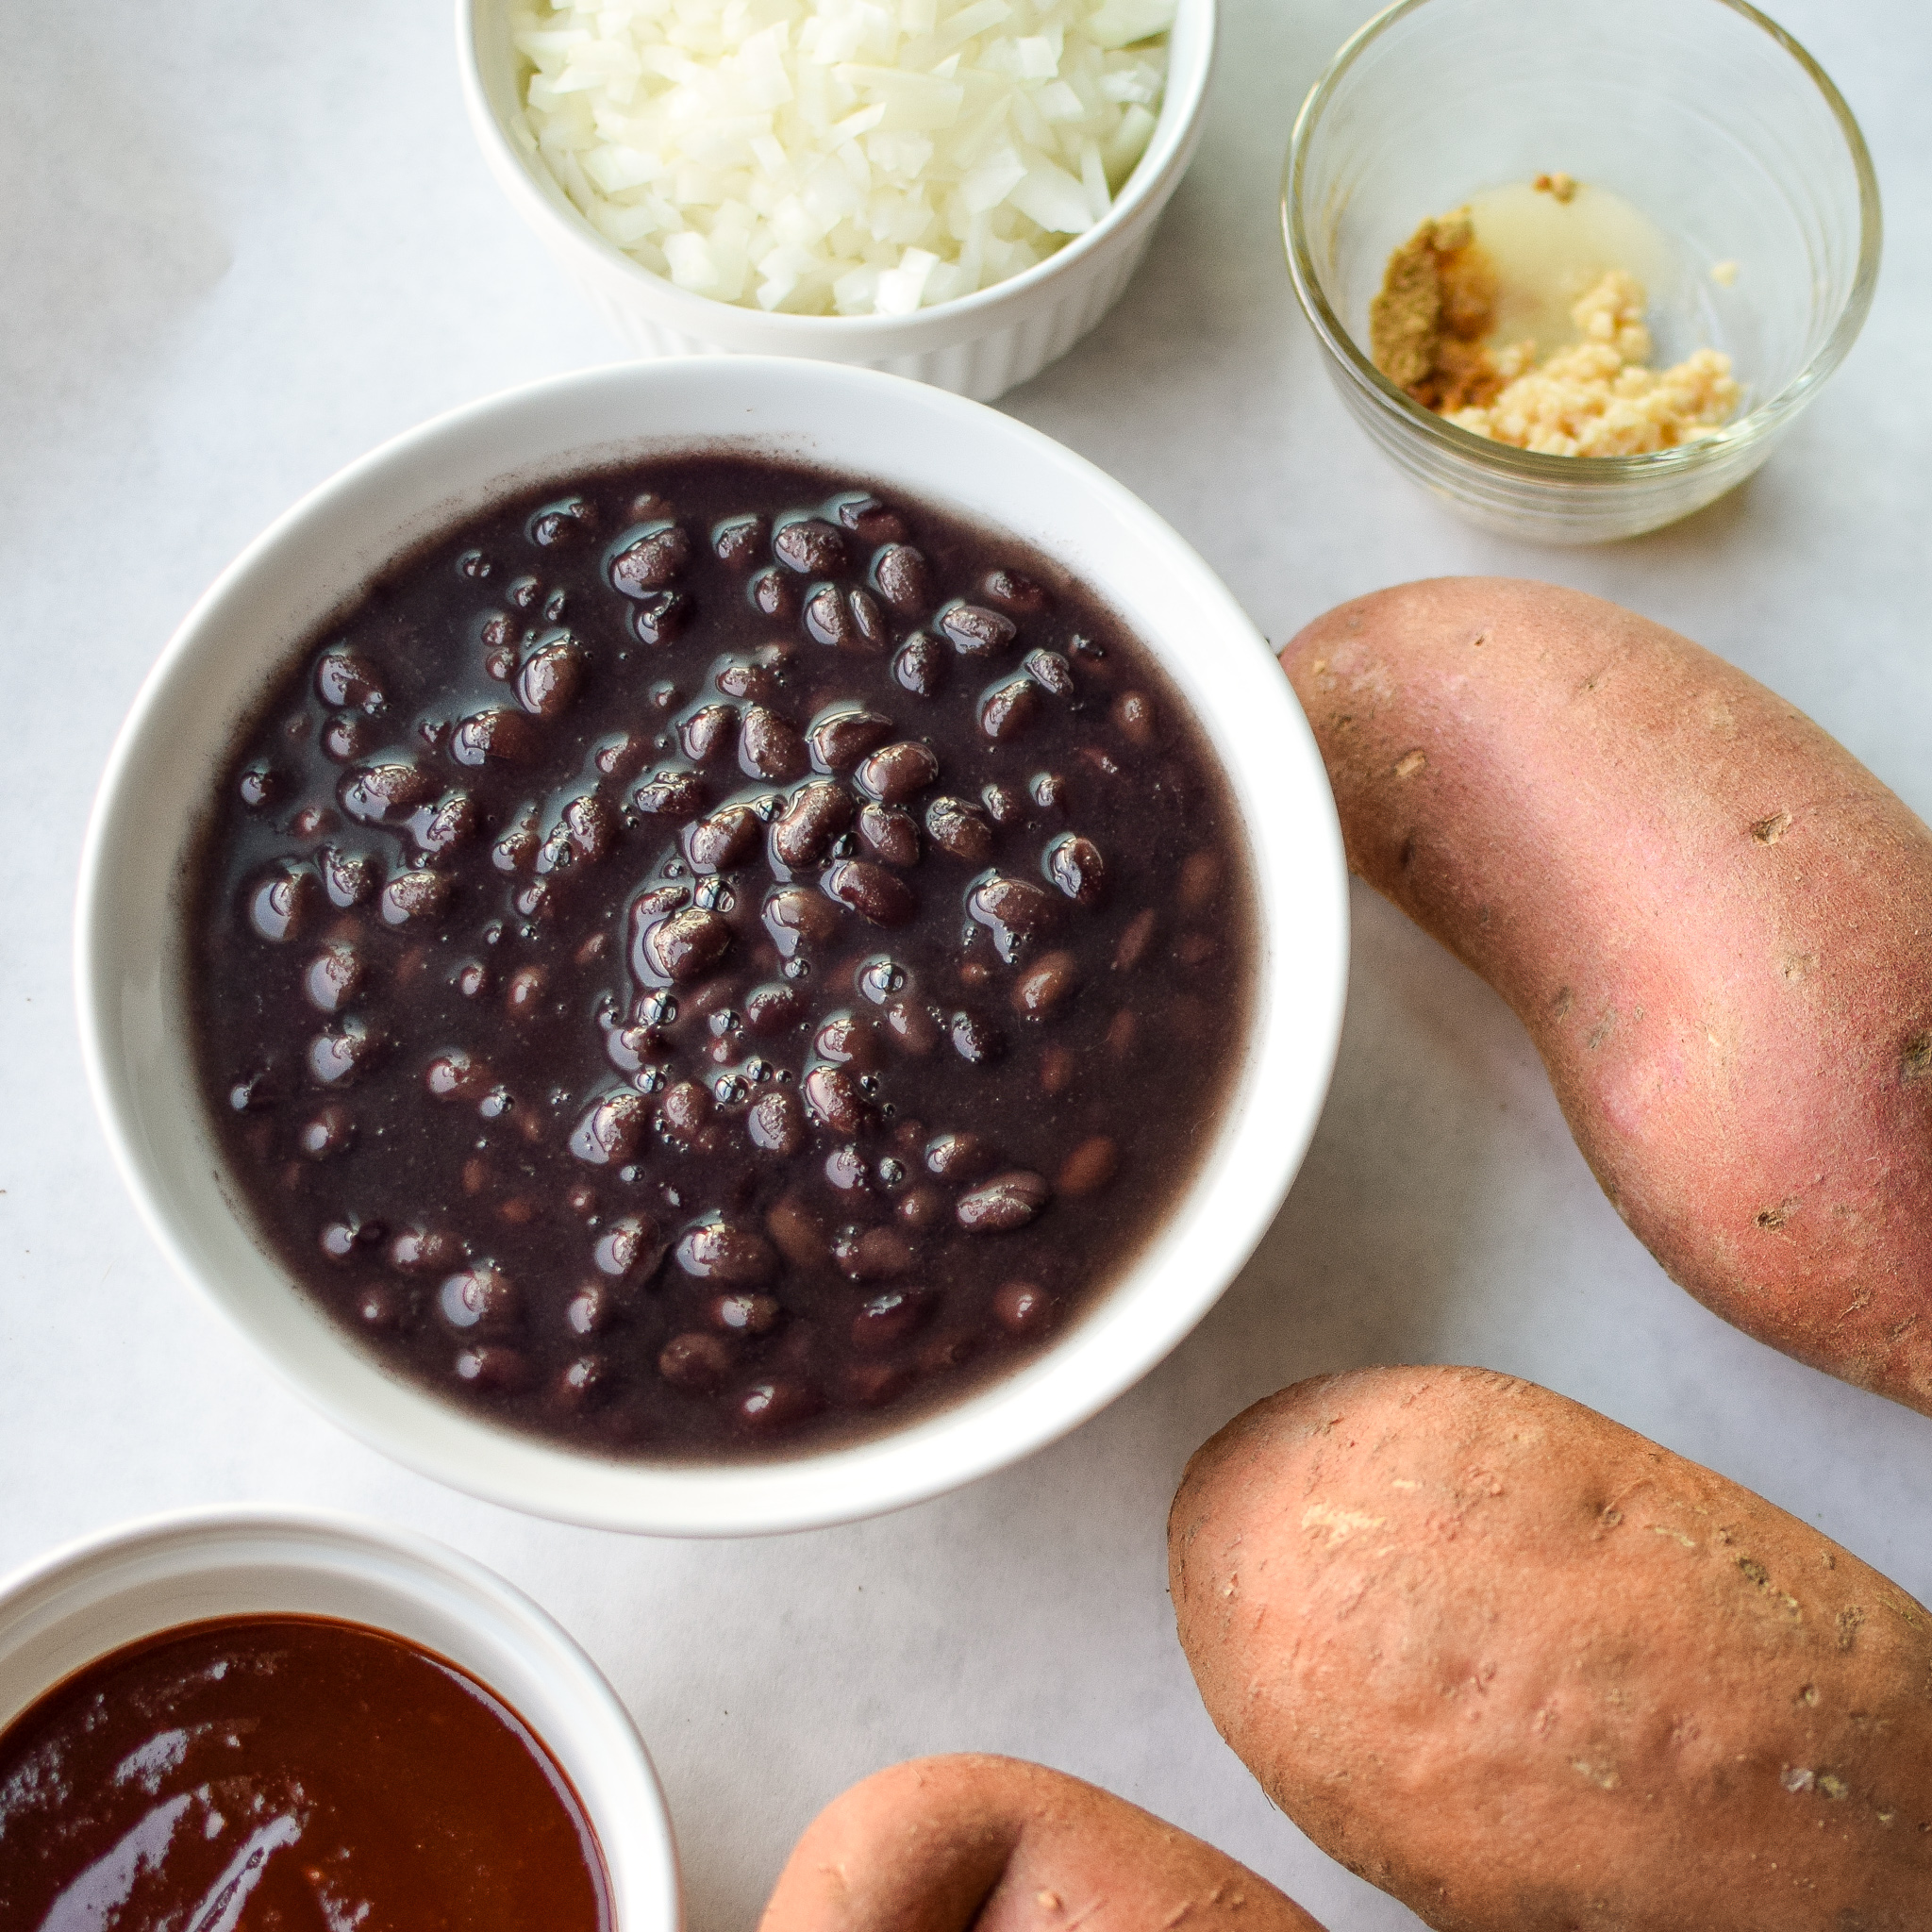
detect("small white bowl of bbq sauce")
(457, 0), (1217, 402)
(0, 1507), (679, 1930)
(75, 357), (1348, 1536)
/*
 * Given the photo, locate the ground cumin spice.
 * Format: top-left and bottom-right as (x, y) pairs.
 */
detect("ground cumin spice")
(1367, 212), (1506, 412)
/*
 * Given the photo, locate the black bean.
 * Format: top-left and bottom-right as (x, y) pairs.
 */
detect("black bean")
(858, 804), (920, 867)
(847, 588), (889, 651)
(570, 1090), (651, 1165)
(453, 1344), (529, 1392)
(556, 1355), (614, 1411)
(967, 872), (1057, 962)
(595, 1212), (665, 1279)
(709, 1291), (782, 1335)
(631, 591), (691, 646)
(713, 514), (764, 565)
(1013, 948), (1081, 1018)
(857, 740), (940, 803)
(762, 882), (841, 957)
(425, 1049), (492, 1102)
(1024, 648), (1075, 696)
(1030, 772), (1067, 812)
(924, 795), (994, 863)
(322, 712), (377, 763)
(948, 1008), (1005, 1065)
(740, 704), (808, 780)
(993, 1280), (1056, 1334)
(771, 780), (855, 871)
(440, 1264), (520, 1332)
(517, 638), (587, 718)
(980, 677), (1041, 741)
(1058, 1135), (1119, 1196)
(743, 981), (807, 1035)
(774, 517), (848, 575)
(379, 870), (451, 927)
(984, 568), (1049, 613)
(633, 769), (707, 821)
(528, 495), (597, 546)
(748, 1087), (808, 1155)
(676, 1217), (777, 1284)
(449, 708), (541, 767)
(304, 944), (363, 1012)
(837, 494), (908, 544)
(641, 906), (733, 982)
(239, 764), (279, 808)
(751, 567), (799, 621)
(414, 791), (478, 858)
(609, 524), (692, 596)
(682, 804), (760, 874)
(884, 997), (941, 1054)
(893, 633), (948, 697)
(318, 848), (377, 908)
(833, 1225), (914, 1281)
(981, 783), (1025, 826)
(567, 1283), (621, 1335)
(735, 1378), (824, 1433)
(308, 1019), (383, 1086)
(315, 648), (386, 713)
(558, 792), (618, 863)
(340, 760), (440, 824)
(940, 602), (1017, 657)
(823, 858), (915, 926)
(504, 965), (548, 1020)
(715, 658), (780, 703)
(1046, 832), (1108, 905)
(659, 1331), (732, 1390)
(248, 867), (315, 942)
(956, 1170), (1050, 1233)
(925, 1130), (1000, 1180)
(1112, 906), (1158, 971)
(874, 542), (931, 614)
(849, 1288), (931, 1353)
(1113, 689), (1157, 747)
(391, 1225), (462, 1274)
(804, 1064), (867, 1135)
(297, 1103), (355, 1158)
(808, 705), (894, 771)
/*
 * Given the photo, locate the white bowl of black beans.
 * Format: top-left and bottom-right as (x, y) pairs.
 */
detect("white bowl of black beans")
(76, 358), (1348, 1535)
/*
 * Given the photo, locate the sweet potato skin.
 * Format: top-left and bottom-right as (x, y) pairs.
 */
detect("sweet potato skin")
(1281, 579), (1932, 1413)
(1170, 1367), (1932, 1932)
(758, 1755), (1326, 1932)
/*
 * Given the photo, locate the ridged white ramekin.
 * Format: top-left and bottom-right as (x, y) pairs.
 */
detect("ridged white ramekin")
(0, 1508), (681, 1930)
(457, 0), (1216, 402)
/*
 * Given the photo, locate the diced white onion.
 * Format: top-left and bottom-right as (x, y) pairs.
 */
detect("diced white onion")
(511, 0), (1171, 317)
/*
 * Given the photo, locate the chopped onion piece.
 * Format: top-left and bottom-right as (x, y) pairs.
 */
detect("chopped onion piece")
(512, 0), (1173, 317)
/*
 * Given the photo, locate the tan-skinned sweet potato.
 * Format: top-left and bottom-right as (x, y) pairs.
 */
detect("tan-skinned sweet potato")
(1282, 579), (1932, 1414)
(1170, 1367), (1932, 1931)
(758, 1754), (1327, 1932)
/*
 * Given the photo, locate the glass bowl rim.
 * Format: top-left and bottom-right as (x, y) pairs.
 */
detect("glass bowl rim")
(1280, 0), (1883, 484)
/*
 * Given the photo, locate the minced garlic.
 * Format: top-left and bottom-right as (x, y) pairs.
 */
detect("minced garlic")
(1369, 189), (1742, 457)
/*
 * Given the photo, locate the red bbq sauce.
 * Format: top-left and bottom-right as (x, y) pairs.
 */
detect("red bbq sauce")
(0, 1614), (612, 1931)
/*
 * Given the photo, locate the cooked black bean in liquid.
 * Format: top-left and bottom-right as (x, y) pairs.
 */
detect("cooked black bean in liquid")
(192, 456), (1255, 1458)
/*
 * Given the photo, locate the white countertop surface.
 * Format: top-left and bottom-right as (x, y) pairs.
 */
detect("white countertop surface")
(4, 3), (1927, 1925)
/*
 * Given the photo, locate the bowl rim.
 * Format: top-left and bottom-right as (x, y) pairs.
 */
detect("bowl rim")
(1280, 0), (1884, 482)
(0, 1503), (682, 1931)
(74, 355), (1350, 1538)
(455, 0), (1219, 338)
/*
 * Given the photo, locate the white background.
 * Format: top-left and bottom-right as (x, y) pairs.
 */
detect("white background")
(3, 4), (1927, 1926)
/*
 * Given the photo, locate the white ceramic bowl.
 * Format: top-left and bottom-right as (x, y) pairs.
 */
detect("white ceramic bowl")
(0, 1507), (680, 1929)
(76, 357), (1348, 1536)
(457, 0), (1217, 402)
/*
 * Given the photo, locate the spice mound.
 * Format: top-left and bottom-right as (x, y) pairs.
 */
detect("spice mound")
(1369, 196), (1741, 458)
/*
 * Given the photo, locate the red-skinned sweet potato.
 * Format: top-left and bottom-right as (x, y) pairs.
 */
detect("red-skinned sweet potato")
(758, 1755), (1326, 1932)
(1170, 1367), (1932, 1931)
(1282, 579), (1932, 1413)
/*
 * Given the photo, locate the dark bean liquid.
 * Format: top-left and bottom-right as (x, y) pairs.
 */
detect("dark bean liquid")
(0, 1616), (609, 1930)
(192, 455), (1254, 1457)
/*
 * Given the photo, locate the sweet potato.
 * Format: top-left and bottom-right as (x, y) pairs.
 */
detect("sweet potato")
(1282, 579), (1932, 1413)
(1170, 1367), (1932, 1931)
(758, 1755), (1327, 1932)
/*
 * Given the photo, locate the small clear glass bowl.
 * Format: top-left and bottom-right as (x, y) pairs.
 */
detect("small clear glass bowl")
(1283, 0), (1881, 544)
